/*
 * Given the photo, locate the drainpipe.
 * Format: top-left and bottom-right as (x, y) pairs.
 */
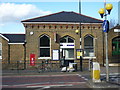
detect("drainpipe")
(23, 41), (26, 69)
(8, 44), (10, 64)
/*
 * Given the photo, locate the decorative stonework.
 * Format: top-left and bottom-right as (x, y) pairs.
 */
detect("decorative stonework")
(24, 23), (102, 31)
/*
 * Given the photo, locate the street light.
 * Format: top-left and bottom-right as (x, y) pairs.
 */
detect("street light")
(98, 8), (105, 18)
(98, 4), (113, 18)
(75, 29), (79, 34)
(75, 25), (83, 72)
(98, 2), (113, 82)
(105, 3), (113, 14)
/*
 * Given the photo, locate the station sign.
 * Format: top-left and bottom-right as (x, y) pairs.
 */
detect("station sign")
(60, 43), (74, 48)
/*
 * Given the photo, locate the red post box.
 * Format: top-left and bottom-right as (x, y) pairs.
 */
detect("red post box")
(30, 54), (35, 66)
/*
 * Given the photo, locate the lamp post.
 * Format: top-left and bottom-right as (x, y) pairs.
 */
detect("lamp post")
(98, 1), (113, 82)
(75, 23), (83, 72)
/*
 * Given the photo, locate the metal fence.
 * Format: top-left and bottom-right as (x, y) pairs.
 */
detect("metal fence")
(36, 62), (61, 73)
(2, 59), (92, 73)
(2, 60), (61, 73)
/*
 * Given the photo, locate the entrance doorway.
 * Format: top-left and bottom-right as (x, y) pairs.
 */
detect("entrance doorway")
(111, 36), (120, 63)
(112, 36), (120, 55)
(60, 36), (75, 66)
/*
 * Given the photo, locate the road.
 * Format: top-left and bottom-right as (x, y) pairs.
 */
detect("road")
(2, 74), (90, 89)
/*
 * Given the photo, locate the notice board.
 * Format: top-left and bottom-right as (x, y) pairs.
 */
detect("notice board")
(52, 49), (59, 60)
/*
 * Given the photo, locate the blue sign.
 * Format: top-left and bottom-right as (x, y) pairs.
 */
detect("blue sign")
(103, 20), (109, 33)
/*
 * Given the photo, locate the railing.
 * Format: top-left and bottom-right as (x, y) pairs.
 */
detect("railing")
(2, 60), (61, 73)
(36, 62), (60, 73)
(2, 59), (96, 72)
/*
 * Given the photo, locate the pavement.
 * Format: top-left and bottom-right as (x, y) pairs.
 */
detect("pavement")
(1, 66), (120, 89)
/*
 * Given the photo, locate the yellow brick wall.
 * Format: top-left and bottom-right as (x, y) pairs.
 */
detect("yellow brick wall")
(9, 44), (24, 63)
(1, 38), (9, 64)
(24, 23), (105, 67)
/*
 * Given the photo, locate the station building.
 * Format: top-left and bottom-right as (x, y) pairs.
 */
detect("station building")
(0, 11), (120, 69)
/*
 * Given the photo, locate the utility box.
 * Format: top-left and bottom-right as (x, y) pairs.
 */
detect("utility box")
(72, 63), (77, 71)
(66, 63), (77, 72)
(92, 62), (101, 82)
(69, 63), (77, 71)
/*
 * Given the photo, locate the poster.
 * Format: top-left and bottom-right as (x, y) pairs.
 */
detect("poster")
(52, 50), (59, 60)
(76, 49), (83, 59)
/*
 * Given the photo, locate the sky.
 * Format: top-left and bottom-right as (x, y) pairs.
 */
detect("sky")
(0, 0), (119, 33)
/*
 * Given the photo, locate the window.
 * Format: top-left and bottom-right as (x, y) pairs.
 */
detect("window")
(60, 36), (74, 43)
(63, 49), (74, 59)
(0, 43), (2, 59)
(39, 35), (50, 57)
(84, 35), (94, 57)
(60, 48), (74, 60)
(112, 36), (120, 55)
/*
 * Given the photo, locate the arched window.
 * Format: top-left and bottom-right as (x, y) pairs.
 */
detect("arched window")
(60, 36), (74, 43)
(112, 36), (120, 55)
(39, 35), (50, 57)
(84, 35), (94, 57)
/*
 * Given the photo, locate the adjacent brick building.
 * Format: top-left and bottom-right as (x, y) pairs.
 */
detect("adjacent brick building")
(108, 25), (120, 65)
(1, 11), (120, 69)
(0, 34), (25, 69)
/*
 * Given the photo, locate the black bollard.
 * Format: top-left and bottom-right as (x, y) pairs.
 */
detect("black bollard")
(42, 61), (44, 72)
(17, 61), (19, 73)
(80, 56), (82, 71)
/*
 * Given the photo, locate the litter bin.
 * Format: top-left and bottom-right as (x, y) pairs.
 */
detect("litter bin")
(92, 62), (101, 82)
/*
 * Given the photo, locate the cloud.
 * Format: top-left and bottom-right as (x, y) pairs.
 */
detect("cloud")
(2, 0), (120, 2)
(0, 24), (5, 26)
(0, 3), (52, 23)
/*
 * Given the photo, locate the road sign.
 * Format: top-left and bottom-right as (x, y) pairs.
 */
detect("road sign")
(103, 20), (109, 33)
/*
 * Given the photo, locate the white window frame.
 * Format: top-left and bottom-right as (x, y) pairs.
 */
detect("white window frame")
(60, 36), (74, 43)
(38, 35), (51, 59)
(84, 35), (95, 58)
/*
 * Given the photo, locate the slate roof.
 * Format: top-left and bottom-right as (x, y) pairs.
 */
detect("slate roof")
(22, 11), (103, 23)
(2, 34), (25, 43)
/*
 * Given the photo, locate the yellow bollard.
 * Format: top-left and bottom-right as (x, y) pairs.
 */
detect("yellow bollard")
(93, 70), (100, 80)
(92, 62), (101, 82)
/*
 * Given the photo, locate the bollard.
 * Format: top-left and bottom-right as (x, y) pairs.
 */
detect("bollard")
(17, 61), (19, 73)
(92, 62), (101, 82)
(89, 58), (93, 71)
(80, 56), (83, 72)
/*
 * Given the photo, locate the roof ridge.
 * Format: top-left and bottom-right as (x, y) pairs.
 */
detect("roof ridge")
(22, 11), (103, 23)
(22, 11), (65, 22)
(72, 11), (103, 22)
